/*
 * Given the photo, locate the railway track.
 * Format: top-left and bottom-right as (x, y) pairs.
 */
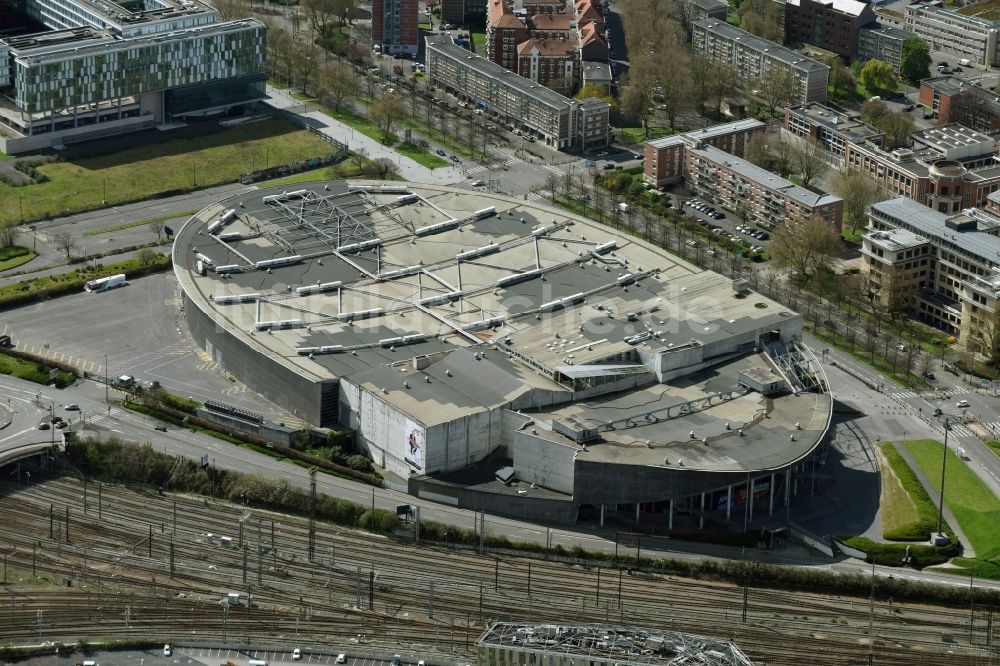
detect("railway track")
(0, 476), (996, 665)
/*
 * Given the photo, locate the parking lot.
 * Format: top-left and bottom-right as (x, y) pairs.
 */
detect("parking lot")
(676, 197), (771, 257)
(0, 273), (300, 425)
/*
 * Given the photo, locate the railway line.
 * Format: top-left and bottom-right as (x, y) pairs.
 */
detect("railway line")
(0, 476), (996, 665)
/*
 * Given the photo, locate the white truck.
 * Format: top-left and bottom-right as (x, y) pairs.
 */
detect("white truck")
(84, 273), (127, 292)
(617, 202), (630, 213)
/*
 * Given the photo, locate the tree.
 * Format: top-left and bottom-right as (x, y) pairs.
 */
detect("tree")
(949, 90), (991, 132)
(301, 0), (338, 33)
(290, 42), (323, 92)
(739, 0), (784, 42)
(831, 167), (884, 236)
(0, 220), (16, 248)
(652, 36), (693, 130)
(789, 137), (828, 188)
(368, 95), (405, 143)
(575, 84), (618, 115)
(880, 111), (916, 148)
(372, 157), (399, 179)
(769, 216), (842, 285)
(319, 60), (358, 111)
(860, 98), (890, 127)
(825, 55), (856, 99)
(620, 68), (657, 137)
(54, 231), (76, 260)
(755, 67), (797, 116)
(899, 37), (931, 85)
(704, 60), (737, 118)
(859, 59), (896, 95)
(149, 219), (165, 242)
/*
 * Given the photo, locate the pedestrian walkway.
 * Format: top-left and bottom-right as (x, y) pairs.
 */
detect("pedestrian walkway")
(265, 86), (466, 186)
(465, 153), (522, 178)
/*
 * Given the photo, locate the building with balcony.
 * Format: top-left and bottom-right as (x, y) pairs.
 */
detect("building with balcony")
(0, 0), (266, 155)
(426, 33), (608, 150)
(919, 76), (1000, 135)
(643, 119), (765, 185)
(373, 0), (419, 57)
(692, 19), (830, 105)
(783, 103), (884, 165)
(867, 196), (1000, 334)
(685, 144), (844, 230)
(782, 0), (876, 60)
(857, 23), (915, 74)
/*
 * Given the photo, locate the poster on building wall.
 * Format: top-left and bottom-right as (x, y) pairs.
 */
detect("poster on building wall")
(404, 418), (424, 470)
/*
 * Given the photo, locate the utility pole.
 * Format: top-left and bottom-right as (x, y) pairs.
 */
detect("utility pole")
(104, 353), (109, 405)
(148, 525), (152, 557)
(242, 543), (248, 584)
(308, 468), (317, 563)
(937, 417), (951, 537)
(868, 561), (876, 666)
(98, 484), (102, 519)
(65, 506), (70, 544)
(169, 542), (175, 579)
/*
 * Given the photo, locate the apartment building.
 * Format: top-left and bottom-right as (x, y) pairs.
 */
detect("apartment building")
(425, 34), (609, 150)
(441, 0), (487, 25)
(903, 1), (1000, 67)
(782, 0), (875, 59)
(517, 39), (579, 92)
(867, 196), (1000, 335)
(861, 228), (932, 314)
(692, 19), (830, 105)
(643, 119), (765, 185)
(0, 0), (265, 155)
(685, 144), (844, 230)
(920, 77), (1000, 135)
(783, 103), (884, 164)
(857, 23), (914, 74)
(686, 0), (728, 23)
(373, 0), (419, 57)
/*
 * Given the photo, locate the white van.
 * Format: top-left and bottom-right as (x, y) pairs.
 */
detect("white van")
(959, 58), (972, 67)
(248, 660), (269, 666)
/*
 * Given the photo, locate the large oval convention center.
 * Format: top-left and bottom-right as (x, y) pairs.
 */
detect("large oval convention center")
(174, 181), (832, 529)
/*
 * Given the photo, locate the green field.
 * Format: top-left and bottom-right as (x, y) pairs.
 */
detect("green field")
(0, 352), (75, 388)
(621, 126), (674, 145)
(987, 440), (1000, 459)
(879, 443), (950, 540)
(396, 141), (450, 168)
(1, 119), (334, 224)
(906, 439), (1000, 577)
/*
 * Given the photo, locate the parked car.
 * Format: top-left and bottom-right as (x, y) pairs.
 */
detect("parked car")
(957, 399), (970, 408)
(336, 656), (347, 665)
(292, 649), (302, 661)
(38, 422), (50, 430)
(163, 645), (172, 657)
(435, 148), (446, 156)
(64, 403), (79, 411)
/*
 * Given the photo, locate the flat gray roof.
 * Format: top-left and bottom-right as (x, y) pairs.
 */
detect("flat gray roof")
(646, 119), (764, 150)
(871, 196), (1000, 263)
(693, 19), (830, 74)
(786, 103), (882, 144)
(425, 34), (601, 112)
(691, 144), (842, 208)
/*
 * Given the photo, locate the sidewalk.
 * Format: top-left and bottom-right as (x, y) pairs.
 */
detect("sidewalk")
(894, 440), (976, 557)
(265, 86), (466, 186)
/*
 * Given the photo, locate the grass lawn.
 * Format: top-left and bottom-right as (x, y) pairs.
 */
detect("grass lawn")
(879, 443), (951, 540)
(906, 439), (1000, 576)
(0, 254), (167, 303)
(84, 209), (200, 237)
(401, 117), (484, 160)
(397, 142), (450, 168)
(987, 440), (1000, 459)
(621, 126), (673, 145)
(326, 106), (386, 143)
(2, 119), (333, 225)
(260, 156), (406, 188)
(0, 246), (36, 271)
(0, 352), (75, 387)
(842, 227), (865, 242)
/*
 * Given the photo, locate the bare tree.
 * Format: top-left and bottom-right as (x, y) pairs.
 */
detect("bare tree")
(149, 219), (166, 242)
(54, 231), (76, 260)
(368, 95), (405, 143)
(319, 60), (359, 111)
(831, 167), (885, 236)
(620, 67), (657, 137)
(789, 137), (828, 188)
(0, 220), (16, 248)
(653, 34), (694, 131)
(756, 68), (798, 117)
(769, 216), (842, 286)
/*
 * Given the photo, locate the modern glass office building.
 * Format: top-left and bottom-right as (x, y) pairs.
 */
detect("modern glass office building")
(0, 0), (266, 153)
